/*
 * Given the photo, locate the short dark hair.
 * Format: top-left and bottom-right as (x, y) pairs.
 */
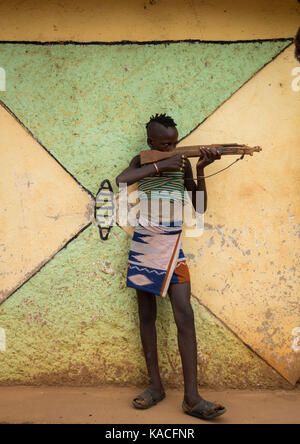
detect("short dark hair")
(146, 113), (177, 130)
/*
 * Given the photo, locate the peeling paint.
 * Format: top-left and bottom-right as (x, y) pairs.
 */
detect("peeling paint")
(205, 236), (215, 248)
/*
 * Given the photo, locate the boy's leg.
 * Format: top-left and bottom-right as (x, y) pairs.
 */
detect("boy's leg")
(134, 289), (164, 406)
(168, 282), (226, 415)
(168, 282), (202, 407)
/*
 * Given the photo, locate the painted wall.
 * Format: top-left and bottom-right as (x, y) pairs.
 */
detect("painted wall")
(0, 0), (299, 388)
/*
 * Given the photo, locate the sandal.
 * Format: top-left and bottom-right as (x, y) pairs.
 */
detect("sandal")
(182, 399), (227, 420)
(132, 388), (166, 410)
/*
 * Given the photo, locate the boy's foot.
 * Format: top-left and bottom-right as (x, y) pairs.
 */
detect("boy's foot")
(182, 397), (226, 420)
(132, 387), (166, 409)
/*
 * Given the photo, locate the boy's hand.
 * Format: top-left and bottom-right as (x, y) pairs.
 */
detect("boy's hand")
(157, 154), (184, 172)
(197, 147), (221, 170)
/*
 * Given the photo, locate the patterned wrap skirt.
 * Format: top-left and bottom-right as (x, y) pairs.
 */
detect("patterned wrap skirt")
(126, 200), (190, 297)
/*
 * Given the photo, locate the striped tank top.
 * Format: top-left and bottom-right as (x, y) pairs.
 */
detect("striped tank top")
(137, 170), (189, 206)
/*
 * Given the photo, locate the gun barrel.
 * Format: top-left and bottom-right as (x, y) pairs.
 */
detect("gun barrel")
(140, 145), (262, 165)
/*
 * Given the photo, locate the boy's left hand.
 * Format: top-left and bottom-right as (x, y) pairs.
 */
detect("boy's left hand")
(196, 147), (221, 170)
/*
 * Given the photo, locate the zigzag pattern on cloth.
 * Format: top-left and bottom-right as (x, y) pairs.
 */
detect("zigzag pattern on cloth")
(128, 264), (165, 275)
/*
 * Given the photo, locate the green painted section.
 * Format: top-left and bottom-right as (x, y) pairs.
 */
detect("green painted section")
(0, 225), (289, 387)
(0, 41), (292, 387)
(0, 41), (290, 195)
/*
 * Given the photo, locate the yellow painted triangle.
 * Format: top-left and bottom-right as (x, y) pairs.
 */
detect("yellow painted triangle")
(0, 103), (94, 304)
(179, 45), (300, 385)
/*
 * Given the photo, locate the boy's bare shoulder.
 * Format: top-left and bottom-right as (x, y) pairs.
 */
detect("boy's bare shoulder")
(129, 154), (141, 168)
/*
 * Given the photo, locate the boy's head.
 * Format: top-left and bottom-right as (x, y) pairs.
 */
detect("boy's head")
(146, 113), (178, 152)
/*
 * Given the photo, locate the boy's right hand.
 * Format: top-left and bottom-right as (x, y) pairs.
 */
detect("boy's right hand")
(157, 154), (184, 172)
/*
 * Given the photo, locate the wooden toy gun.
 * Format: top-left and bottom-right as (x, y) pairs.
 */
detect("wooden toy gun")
(140, 144), (262, 165)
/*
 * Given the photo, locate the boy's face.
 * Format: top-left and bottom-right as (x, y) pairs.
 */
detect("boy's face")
(147, 123), (178, 152)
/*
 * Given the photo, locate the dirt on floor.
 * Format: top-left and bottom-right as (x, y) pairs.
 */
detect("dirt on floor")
(0, 385), (299, 424)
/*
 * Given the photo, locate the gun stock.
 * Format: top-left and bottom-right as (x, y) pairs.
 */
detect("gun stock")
(140, 144), (262, 165)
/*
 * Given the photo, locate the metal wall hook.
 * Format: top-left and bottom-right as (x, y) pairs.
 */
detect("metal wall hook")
(95, 179), (115, 241)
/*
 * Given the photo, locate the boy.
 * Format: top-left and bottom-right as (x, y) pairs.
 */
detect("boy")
(115, 113), (226, 420)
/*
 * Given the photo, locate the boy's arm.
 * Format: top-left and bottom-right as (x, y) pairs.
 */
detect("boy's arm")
(115, 153), (183, 187)
(184, 147), (221, 213)
(184, 159), (207, 213)
(115, 155), (155, 187)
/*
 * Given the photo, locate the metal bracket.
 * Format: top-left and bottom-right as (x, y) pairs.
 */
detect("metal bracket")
(95, 179), (115, 241)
